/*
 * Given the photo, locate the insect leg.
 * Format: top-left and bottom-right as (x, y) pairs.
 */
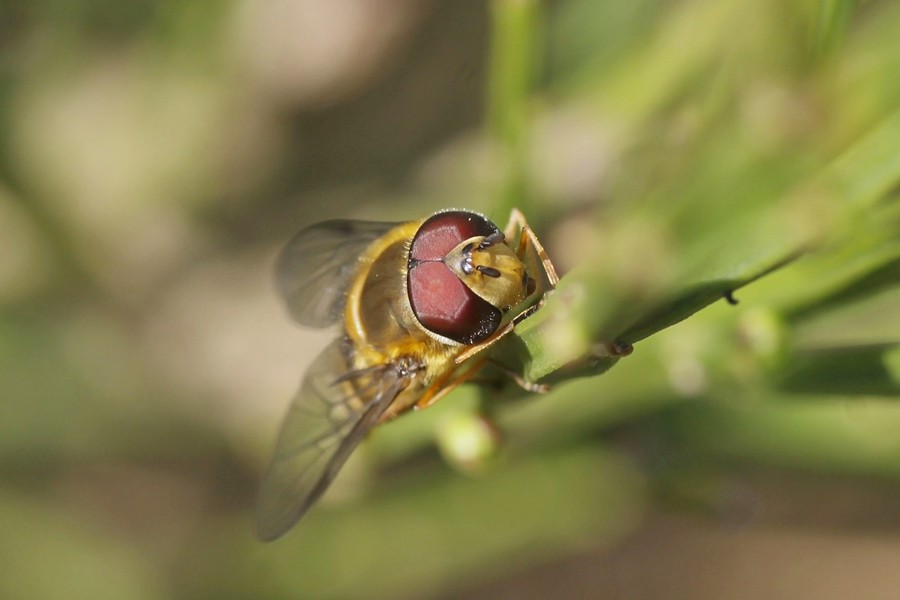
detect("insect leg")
(485, 357), (550, 393)
(504, 208), (560, 288)
(502, 207), (528, 241)
(413, 357), (488, 409)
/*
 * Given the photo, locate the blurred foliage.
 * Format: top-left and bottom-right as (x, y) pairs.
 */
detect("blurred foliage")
(1, 0), (899, 599)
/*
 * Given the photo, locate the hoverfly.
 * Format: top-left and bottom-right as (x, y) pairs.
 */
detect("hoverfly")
(256, 208), (559, 541)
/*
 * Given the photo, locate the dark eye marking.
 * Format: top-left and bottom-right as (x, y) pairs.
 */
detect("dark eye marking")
(476, 265), (501, 278)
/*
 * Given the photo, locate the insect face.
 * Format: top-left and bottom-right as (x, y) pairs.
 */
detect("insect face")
(444, 233), (532, 311)
(406, 210), (533, 345)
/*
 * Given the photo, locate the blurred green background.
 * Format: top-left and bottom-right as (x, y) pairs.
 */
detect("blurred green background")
(2, 0), (899, 598)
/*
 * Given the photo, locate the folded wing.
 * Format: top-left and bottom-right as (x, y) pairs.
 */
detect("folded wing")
(256, 339), (410, 541)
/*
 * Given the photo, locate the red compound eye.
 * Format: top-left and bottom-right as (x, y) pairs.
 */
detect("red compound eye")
(408, 211), (498, 262)
(407, 262), (501, 344)
(407, 211), (502, 344)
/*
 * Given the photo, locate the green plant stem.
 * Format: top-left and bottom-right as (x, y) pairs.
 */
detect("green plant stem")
(488, 0), (540, 214)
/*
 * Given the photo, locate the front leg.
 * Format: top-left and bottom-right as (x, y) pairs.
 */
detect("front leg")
(504, 208), (560, 290)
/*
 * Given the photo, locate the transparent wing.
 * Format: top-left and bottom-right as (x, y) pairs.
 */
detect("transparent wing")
(256, 339), (410, 541)
(277, 219), (399, 327)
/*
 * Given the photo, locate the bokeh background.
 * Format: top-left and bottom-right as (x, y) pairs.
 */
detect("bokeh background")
(2, 0), (899, 598)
